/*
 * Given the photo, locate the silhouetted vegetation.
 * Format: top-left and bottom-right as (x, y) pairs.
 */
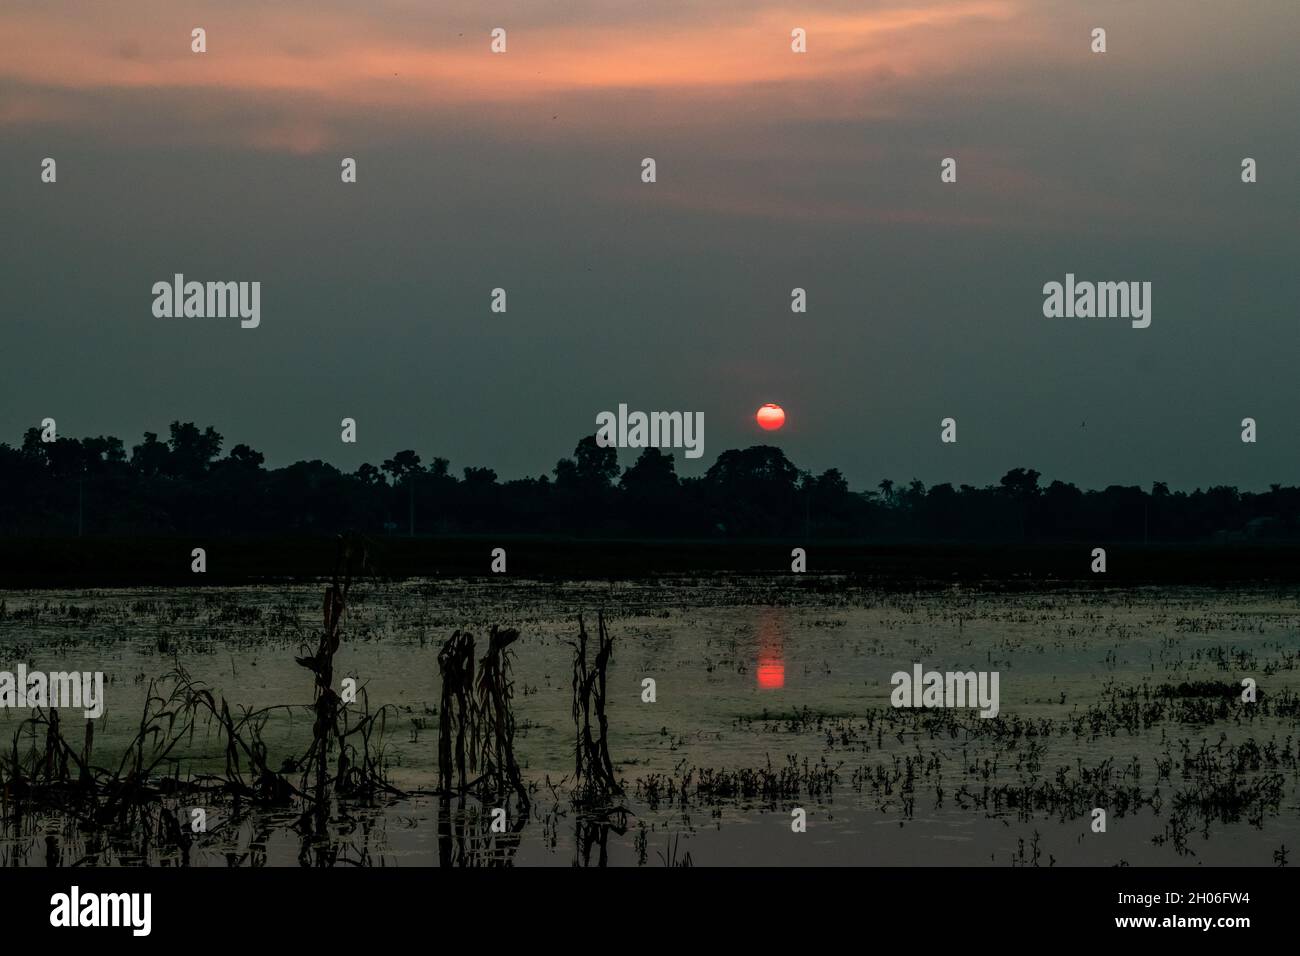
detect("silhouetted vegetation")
(0, 565), (398, 867)
(570, 613), (621, 804)
(4, 423), (1299, 542)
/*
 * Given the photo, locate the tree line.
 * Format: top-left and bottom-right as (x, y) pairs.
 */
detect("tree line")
(2, 422), (1296, 541)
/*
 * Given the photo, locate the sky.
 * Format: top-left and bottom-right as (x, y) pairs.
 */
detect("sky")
(1, 0), (1297, 492)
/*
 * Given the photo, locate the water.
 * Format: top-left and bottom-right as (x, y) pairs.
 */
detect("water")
(2, 577), (1298, 866)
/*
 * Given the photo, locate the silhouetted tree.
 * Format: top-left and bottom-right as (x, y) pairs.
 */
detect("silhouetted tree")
(1000, 468), (1041, 539)
(619, 448), (679, 534)
(554, 437), (620, 532)
(225, 443), (265, 470)
(167, 421), (223, 479)
(0, 424), (1295, 543)
(131, 432), (171, 478)
(574, 436), (619, 489)
(705, 445), (800, 535)
(381, 450), (422, 483)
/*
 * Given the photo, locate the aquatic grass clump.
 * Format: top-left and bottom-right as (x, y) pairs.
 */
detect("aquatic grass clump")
(294, 536), (397, 845)
(437, 629), (475, 793)
(475, 625), (530, 811)
(571, 612), (621, 804)
(435, 623), (530, 813)
(0, 535), (399, 866)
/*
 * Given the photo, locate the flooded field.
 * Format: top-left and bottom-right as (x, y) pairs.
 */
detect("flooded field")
(2, 576), (1298, 866)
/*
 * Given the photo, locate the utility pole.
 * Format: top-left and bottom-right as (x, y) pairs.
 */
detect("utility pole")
(77, 473), (84, 537)
(408, 472), (415, 537)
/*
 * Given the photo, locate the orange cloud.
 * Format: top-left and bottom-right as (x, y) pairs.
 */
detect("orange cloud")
(0, 1), (1031, 126)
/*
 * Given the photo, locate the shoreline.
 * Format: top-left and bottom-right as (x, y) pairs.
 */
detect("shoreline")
(3, 537), (1300, 588)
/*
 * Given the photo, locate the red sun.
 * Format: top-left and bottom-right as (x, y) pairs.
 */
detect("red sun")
(756, 403), (786, 431)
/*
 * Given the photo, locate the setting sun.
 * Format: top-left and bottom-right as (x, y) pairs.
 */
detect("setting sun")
(756, 403), (786, 431)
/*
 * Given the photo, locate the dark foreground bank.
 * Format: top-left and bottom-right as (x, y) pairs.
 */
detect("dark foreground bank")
(2, 536), (1299, 587)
